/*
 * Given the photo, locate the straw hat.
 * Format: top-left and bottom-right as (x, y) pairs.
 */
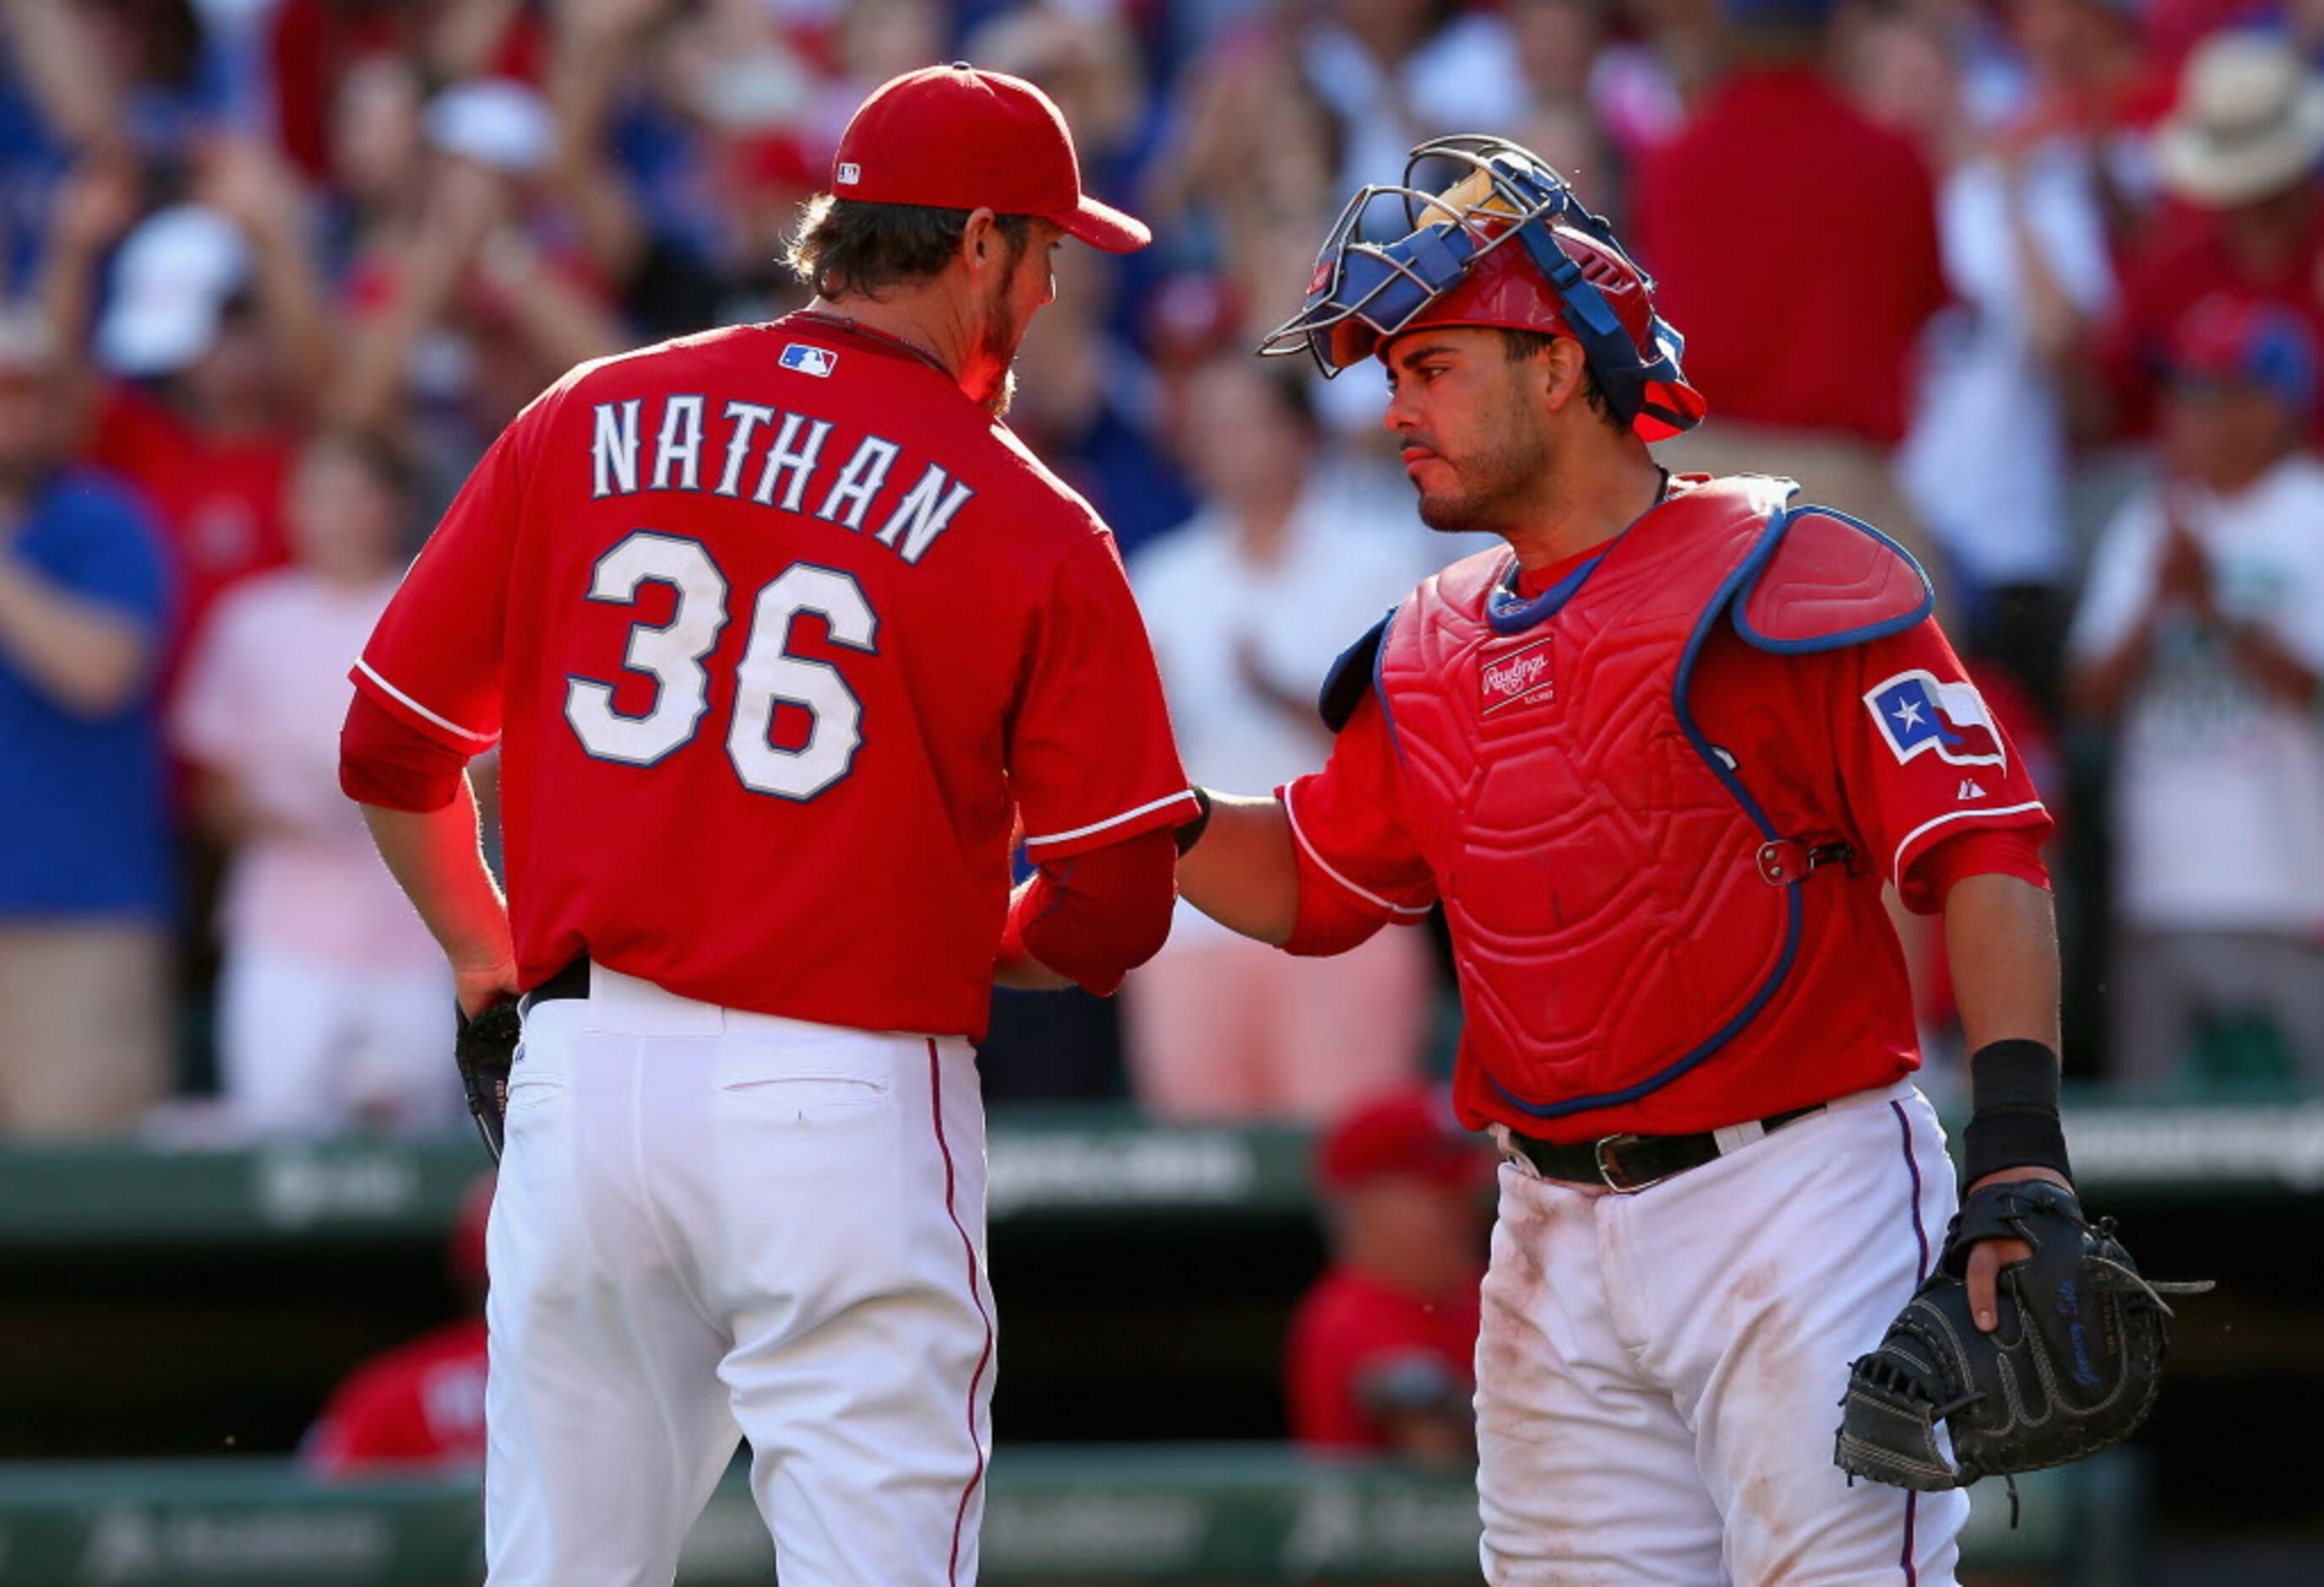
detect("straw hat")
(2155, 32), (2324, 207)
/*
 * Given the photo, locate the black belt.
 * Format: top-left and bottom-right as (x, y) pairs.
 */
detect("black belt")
(1508, 1104), (1824, 1193)
(523, 957), (592, 1009)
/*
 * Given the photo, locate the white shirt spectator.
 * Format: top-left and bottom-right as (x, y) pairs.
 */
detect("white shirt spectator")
(174, 567), (456, 1136)
(1302, 13), (1529, 191)
(2068, 456), (2324, 933)
(1134, 472), (1429, 944)
(1900, 139), (2115, 592)
(176, 570), (443, 969)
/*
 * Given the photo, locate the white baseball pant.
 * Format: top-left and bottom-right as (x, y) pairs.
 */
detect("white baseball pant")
(483, 967), (995, 1586)
(1476, 1081), (1969, 1585)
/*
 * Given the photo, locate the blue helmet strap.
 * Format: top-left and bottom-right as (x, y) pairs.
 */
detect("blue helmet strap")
(1487, 155), (1695, 431)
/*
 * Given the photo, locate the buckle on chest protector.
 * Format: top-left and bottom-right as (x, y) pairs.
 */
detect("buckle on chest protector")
(1756, 837), (1853, 886)
(1594, 1135), (1665, 1193)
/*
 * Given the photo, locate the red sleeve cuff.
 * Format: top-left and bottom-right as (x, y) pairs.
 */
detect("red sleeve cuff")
(340, 690), (471, 813)
(1007, 826), (1178, 995)
(1905, 827), (2051, 914)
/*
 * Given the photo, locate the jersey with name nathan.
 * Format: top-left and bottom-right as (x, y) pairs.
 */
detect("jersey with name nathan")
(353, 317), (1193, 1039)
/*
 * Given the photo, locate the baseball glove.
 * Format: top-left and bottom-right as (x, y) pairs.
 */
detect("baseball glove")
(454, 1000), (521, 1164)
(1835, 1179), (2208, 1497)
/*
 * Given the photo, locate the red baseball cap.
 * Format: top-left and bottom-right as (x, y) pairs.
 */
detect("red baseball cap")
(831, 63), (1150, 254)
(1318, 1088), (1494, 1192)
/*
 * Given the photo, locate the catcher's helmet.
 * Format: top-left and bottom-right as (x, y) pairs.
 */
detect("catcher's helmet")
(1258, 135), (1706, 441)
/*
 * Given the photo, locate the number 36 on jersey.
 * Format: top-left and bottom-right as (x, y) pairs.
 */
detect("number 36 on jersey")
(563, 531), (876, 802)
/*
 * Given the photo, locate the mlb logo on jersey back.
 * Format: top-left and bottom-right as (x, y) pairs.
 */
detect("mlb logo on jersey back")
(1480, 636), (1554, 713)
(781, 344), (838, 378)
(1864, 669), (2006, 770)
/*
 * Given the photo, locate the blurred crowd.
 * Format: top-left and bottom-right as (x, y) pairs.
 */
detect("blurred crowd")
(0, 0), (2321, 1145)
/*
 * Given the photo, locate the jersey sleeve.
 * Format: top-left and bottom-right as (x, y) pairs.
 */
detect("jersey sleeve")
(1009, 531), (1197, 861)
(1836, 619), (2055, 913)
(350, 420), (530, 755)
(1278, 692), (1439, 924)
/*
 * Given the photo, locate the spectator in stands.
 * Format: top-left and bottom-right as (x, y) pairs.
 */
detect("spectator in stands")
(2093, 32), (2324, 442)
(318, 51), (429, 287)
(1506, 0), (1625, 218)
(38, 137), (328, 689)
(2068, 296), (2324, 1090)
(1632, 0), (1948, 581)
(1299, 0), (1528, 194)
(1127, 355), (1432, 1122)
(172, 431), (456, 1138)
(1287, 1088), (1492, 1464)
(1866, 8), (2117, 720)
(1143, 27), (1345, 349)
(306, 1173), (493, 1475)
(329, 79), (625, 483)
(1009, 240), (1195, 560)
(0, 305), (175, 1137)
(0, 2), (117, 292)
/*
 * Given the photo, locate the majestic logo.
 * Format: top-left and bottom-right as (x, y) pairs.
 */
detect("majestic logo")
(1864, 669), (2006, 771)
(780, 343), (838, 378)
(836, 161), (862, 186)
(1480, 636), (1554, 712)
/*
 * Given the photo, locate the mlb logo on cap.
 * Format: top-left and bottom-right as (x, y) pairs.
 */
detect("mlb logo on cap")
(837, 162), (861, 186)
(1864, 669), (2006, 770)
(780, 344), (837, 377)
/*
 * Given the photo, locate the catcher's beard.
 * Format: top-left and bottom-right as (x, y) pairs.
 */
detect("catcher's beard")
(1408, 385), (1553, 538)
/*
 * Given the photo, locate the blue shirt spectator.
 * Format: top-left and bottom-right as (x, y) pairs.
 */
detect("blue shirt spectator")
(0, 468), (173, 919)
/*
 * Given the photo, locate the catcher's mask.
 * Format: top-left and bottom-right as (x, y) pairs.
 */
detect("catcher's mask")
(1257, 135), (1706, 442)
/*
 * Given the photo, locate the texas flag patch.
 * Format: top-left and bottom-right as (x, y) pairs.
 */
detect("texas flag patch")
(780, 343), (837, 378)
(1864, 670), (2006, 771)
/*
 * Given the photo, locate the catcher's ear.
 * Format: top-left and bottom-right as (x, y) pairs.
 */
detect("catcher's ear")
(1538, 336), (1590, 416)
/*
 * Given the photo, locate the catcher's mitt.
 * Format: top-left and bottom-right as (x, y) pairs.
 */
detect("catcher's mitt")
(454, 1001), (521, 1164)
(1835, 1179), (2208, 1497)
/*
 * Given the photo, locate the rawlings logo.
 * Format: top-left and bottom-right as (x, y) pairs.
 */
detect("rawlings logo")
(1480, 638), (1554, 712)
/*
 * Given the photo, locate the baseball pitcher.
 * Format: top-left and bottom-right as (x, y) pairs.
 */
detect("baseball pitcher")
(341, 65), (1194, 1587)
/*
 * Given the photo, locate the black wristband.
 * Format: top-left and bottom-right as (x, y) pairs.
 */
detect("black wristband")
(1962, 1039), (2073, 1185)
(1173, 786), (1215, 857)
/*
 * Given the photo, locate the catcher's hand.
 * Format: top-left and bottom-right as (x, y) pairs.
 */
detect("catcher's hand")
(454, 1000), (521, 1163)
(1835, 1178), (2210, 1495)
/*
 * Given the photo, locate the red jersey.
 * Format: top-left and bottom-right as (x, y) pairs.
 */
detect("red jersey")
(352, 317), (1193, 1039)
(1287, 1265), (1483, 1450)
(1283, 561), (2051, 1141)
(86, 384), (295, 685)
(304, 1318), (489, 1475)
(1633, 68), (1947, 444)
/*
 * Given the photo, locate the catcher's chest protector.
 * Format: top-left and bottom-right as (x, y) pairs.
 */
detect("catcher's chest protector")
(1376, 475), (1812, 1117)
